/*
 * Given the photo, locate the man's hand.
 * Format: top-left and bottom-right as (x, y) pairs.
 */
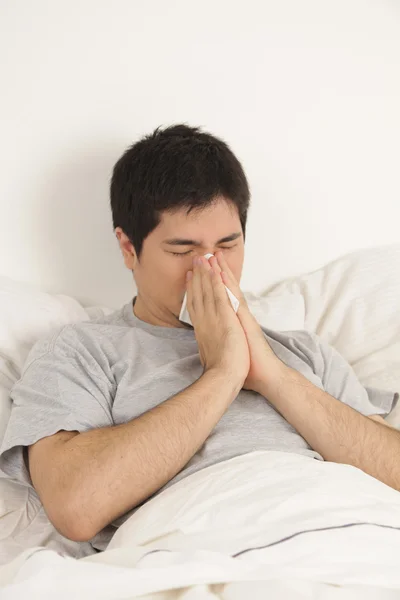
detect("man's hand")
(186, 255), (250, 387)
(209, 252), (286, 395)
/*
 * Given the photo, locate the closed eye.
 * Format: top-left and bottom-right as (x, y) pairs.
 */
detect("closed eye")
(169, 244), (238, 257)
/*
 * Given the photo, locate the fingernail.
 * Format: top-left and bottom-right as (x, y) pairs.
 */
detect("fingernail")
(186, 270), (193, 281)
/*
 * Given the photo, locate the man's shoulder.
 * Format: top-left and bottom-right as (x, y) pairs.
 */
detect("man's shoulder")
(58, 304), (129, 341)
(24, 305), (133, 367)
(261, 326), (322, 371)
(262, 326), (319, 350)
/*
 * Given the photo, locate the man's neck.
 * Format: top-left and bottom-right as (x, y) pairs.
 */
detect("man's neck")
(132, 294), (187, 329)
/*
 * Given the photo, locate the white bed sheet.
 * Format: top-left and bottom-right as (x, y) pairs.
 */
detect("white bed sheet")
(2, 452), (400, 599)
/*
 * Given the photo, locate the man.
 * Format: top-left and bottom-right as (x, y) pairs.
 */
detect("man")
(0, 124), (398, 553)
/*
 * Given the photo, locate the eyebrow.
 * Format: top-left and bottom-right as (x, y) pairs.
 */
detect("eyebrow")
(163, 232), (242, 246)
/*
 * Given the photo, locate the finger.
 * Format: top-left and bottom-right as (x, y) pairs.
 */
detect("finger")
(214, 251), (234, 279)
(215, 251), (244, 298)
(200, 255), (212, 273)
(198, 256), (215, 312)
(208, 255), (228, 296)
(208, 255), (222, 276)
(185, 269), (194, 314)
(210, 261), (233, 312)
(191, 256), (204, 317)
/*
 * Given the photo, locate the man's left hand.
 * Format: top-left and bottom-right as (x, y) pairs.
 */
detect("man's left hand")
(211, 252), (286, 395)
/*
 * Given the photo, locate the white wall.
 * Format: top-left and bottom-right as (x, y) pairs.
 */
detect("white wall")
(1, 0), (399, 308)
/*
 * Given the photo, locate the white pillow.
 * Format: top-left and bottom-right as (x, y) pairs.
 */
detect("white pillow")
(245, 291), (305, 331)
(0, 277), (90, 443)
(0, 279), (111, 564)
(265, 244), (400, 421)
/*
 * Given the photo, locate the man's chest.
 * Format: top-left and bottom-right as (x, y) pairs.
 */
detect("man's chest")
(110, 341), (203, 424)
(107, 332), (324, 427)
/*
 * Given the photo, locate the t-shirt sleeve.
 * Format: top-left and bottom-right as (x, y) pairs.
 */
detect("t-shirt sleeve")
(311, 333), (399, 417)
(0, 326), (114, 484)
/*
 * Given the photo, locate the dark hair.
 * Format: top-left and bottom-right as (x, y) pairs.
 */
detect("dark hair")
(110, 124), (250, 257)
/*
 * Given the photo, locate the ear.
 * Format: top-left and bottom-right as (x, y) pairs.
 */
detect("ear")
(115, 228), (138, 271)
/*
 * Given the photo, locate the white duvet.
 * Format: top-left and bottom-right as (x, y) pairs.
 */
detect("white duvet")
(2, 451), (400, 599)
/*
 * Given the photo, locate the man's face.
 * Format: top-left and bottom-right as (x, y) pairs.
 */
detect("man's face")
(120, 198), (245, 323)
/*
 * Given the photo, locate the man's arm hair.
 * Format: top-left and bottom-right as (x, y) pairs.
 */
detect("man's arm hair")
(257, 366), (400, 492)
(28, 368), (241, 542)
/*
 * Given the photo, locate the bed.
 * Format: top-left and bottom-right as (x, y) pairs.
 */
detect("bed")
(1, 243), (400, 599)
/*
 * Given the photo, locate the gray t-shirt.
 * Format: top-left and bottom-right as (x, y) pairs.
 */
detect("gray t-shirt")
(0, 299), (397, 551)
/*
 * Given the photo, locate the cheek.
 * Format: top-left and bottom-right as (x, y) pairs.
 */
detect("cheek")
(177, 258), (195, 286)
(163, 256), (193, 287)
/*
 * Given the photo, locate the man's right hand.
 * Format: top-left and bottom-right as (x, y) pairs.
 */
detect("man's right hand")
(186, 255), (250, 386)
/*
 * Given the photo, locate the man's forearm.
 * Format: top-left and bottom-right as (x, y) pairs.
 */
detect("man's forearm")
(49, 369), (242, 541)
(259, 366), (400, 491)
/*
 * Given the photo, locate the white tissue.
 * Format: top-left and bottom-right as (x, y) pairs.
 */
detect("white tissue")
(179, 253), (240, 326)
